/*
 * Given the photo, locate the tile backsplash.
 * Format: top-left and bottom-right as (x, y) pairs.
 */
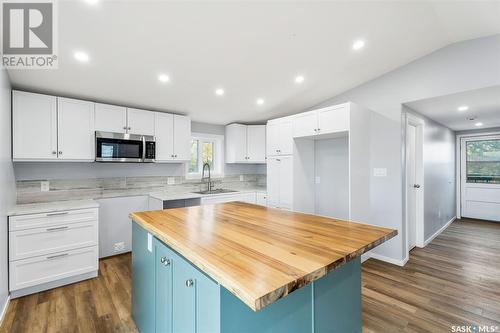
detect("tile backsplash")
(16, 174), (267, 204)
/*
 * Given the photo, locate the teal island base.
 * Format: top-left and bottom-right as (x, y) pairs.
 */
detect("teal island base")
(132, 222), (361, 333)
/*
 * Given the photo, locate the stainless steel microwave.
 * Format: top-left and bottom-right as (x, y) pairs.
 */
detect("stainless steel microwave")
(95, 131), (156, 163)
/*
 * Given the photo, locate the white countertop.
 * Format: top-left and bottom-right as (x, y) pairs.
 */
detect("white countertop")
(8, 199), (100, 216)
(10, 187), (267, 215)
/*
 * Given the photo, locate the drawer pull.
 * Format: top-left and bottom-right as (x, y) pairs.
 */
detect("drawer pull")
(160, 257), (171, 266)
(46, 211), (69, 217)
(46, 253), (69, 260)
(46, 226), (69, 232)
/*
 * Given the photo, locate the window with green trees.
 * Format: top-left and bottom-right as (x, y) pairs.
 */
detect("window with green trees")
(466, 139), (500, 184)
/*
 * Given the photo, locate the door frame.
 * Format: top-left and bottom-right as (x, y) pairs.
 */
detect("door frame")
(404, 113), (425, 254)
(456, 131), (500, 219)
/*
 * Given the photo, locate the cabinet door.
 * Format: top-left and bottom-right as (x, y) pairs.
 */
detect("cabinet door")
(127, 108), (155, 135)
(13, 91), (57, 160)
(266, 122), (280, 156)
(95, 103), (127, 133)
(279, 156), (293, 210)
(57, 98), (95, 161)
(247, 125), (266, 163)
(225, 124), (247, 163)
(193, 268), (220, 333)
(317, 105), (349, 134)
(155, 240), (173, 333)
(256, 192), (267, 206)
(266, 157), (281, 208)
(292, 111), (317, 138)
(172, 254), (196, 333)
(173, 115), (191, 161)
(154, 112), (174, 161)
(132, 223), (155, 333)
(279, 120), (294, 155)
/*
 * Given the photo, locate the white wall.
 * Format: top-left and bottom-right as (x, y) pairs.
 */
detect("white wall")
(313, 34), (500, 263)
(0, 68), (15, 319)
(405, 107), (456, 240)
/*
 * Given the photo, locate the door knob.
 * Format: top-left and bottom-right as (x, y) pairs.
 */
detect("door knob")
(185, 279), (194, 287)
(413, 184), (421, 188)
(160, 257), (170, 266)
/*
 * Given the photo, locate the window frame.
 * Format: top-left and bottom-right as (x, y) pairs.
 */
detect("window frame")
(185, 132), (224, 179)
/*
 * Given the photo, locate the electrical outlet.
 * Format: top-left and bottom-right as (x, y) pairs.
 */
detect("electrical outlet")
(41, 181), (50, 192)
(113, 242), (125, 253)
(315, 176), (321, 184)
(167, 177), (175, 185)
(240, 175), (244, 181)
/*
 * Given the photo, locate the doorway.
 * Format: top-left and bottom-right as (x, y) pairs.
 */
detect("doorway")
(405, 114), (424, 252)
(460, 135), (500, 221)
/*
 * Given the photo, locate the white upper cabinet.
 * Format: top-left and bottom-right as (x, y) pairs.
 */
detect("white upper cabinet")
(127, 108), (155, 136)
(292, 104), (350, 138)
(57, 98), (95, 161)
(173, 115), (191, 161)
(94, 103), (127, 133)
(13, 91), (58, 160)
(266, 117), (293, 156)
(225, 124), (266, 163)
(155, 113), (191, 162)
(155, 112), (174, 161)
(246, 125), (266, 163)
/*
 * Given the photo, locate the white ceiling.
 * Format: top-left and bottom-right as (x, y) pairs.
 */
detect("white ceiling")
(6, 1), (500, 125)
(405, 85), (500, 131)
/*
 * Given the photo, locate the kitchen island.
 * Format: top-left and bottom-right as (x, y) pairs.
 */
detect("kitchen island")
(130, 202), (396, 333)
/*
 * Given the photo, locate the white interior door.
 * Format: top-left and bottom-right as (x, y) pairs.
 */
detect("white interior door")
(461, 136), (500, 222)
(407, 124), (417, 250)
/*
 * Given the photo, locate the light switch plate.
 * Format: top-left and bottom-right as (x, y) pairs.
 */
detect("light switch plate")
(373, 168), (387, 177)
(240, 175), (244, 181)
(167, 177), (175, 185)
(41, 181), (50, 192)
(315, 176), (321, 184)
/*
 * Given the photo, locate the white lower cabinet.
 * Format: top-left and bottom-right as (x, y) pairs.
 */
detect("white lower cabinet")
(256, 192), (268, 206)
(8, 208), (99, 297)
(267, 156), (293, 210)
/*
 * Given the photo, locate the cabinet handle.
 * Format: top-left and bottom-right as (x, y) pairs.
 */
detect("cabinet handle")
(46, 253), (68, 260)
(58, 151), (62, 155)
(160, 257), (171, 266)
(46, 211), (69, 216)
(128, 127), (131, 130)
(186, 279), (194, 287)
(174, 154), (177, 158)
(52, 151), (57, 155)
(46, 226), (69, 232)
(123, 126), (127, 130)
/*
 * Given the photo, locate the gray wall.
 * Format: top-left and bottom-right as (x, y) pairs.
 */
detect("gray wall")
(0, 68), (15, 317)
(14, 122), (264, 181)
(406, 107), (456, 240)
(313, 34), (500, 262)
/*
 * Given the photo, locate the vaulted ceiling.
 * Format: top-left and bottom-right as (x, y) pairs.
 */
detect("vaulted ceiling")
(6, 1), (500, 124)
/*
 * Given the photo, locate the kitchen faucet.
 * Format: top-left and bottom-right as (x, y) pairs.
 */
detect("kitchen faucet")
(202, 162), (213, 192)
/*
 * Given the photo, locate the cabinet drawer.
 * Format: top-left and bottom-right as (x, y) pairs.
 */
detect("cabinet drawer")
(9, 246), (98, 291)
(9, 208), (98, 231)
(9, 219), (98, 261)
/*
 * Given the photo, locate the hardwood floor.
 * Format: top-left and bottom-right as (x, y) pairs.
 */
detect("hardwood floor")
(1, 218), (499, 333)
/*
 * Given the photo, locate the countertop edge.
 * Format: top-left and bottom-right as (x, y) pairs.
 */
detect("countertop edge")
(8, 199), (100, 216)
(129, 212), (397, 312)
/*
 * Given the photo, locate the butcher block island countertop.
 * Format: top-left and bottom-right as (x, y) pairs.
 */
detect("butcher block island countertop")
(129, 202), (397, 312)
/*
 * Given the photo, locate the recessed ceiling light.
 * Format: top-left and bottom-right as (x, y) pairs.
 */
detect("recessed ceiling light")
(352, 39), (365, 50)
(74, 51), (89, 63)
(475, 122), (483, 127)
(215, 88), (225, 96)
(256, 98), (265, 105)
(295, 75), (305, 84)
(458, 105), (469, 112)
(158, 74), (170, 83)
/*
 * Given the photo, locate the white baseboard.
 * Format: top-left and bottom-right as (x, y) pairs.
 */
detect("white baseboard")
(0, 296), (10, 327)
(368, 253), (409, 267)
(422, 216), (456, 247)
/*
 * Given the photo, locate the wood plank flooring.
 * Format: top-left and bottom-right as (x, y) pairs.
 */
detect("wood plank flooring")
(1, 218), (499, 333)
